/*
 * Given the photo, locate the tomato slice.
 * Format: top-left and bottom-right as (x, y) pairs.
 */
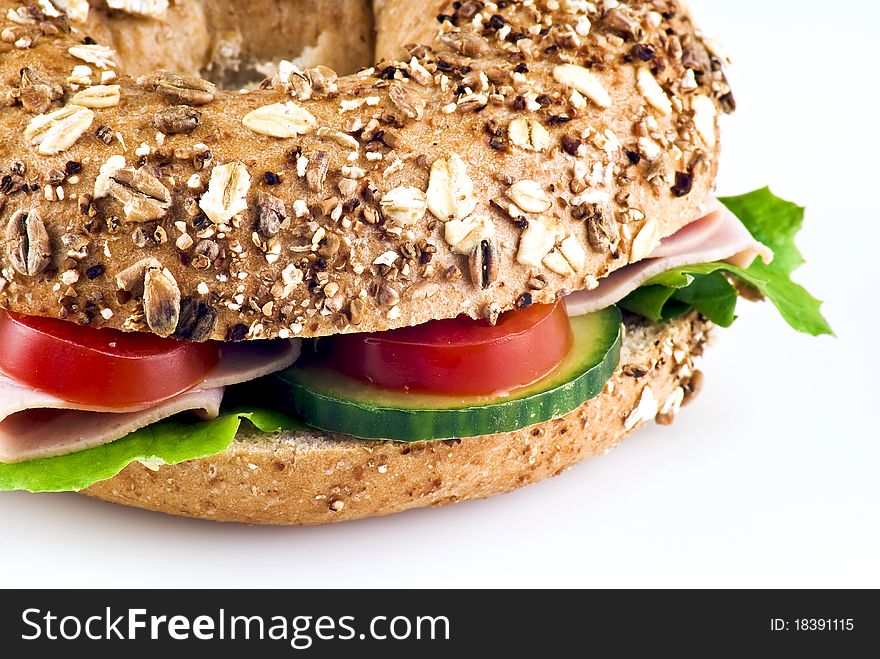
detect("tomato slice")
(326, 300), (573, 396)
(0, 311), (220, 409)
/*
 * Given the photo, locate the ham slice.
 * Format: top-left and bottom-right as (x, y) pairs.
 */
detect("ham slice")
(0, 340), (300, 463)
(566, 200), (772, 317)
(205, 341), (302, 389)
(0, 390), (224, 463)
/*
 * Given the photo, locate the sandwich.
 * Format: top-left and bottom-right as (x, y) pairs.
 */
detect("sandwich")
(0, 0), (830, 524)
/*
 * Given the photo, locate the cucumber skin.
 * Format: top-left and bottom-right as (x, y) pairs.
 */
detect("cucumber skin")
(275, 307), (622, 442)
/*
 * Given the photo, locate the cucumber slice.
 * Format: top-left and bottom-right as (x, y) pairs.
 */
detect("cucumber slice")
(275, 306), (622, 441)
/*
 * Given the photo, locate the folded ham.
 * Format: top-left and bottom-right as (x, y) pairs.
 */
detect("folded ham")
(566, 200), (772, 317)
(0, 200), (769, 464)
(0, 341), (300, 463)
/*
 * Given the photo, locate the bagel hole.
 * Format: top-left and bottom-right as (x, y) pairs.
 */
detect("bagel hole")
(92, 0), (377, 89)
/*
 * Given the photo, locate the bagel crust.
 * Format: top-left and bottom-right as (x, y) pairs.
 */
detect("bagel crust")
(83, 312), (710, 525)
(0, 0), (732, 340)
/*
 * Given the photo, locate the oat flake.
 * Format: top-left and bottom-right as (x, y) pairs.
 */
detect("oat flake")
(380, 187), (428, 226)
(243, 102), (318, 138)
(427, 154), (477, 222)
(106, 0), (168, 18)
(553, 64), (612, 108)
(25, 105), (94, 156)
(509, 180), (552, 214)
(199, 162), (251, 224)
(444, 216), (495, 255)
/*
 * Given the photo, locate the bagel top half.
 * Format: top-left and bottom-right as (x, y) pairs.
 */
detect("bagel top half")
(0, 0), (733, 341)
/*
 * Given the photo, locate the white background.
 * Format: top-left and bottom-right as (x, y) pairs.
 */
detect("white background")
(2, 0), (878, 588)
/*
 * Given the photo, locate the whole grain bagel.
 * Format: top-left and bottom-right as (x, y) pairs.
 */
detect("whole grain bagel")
(83, 311), (709, 525)
(0, 0), (732, 341)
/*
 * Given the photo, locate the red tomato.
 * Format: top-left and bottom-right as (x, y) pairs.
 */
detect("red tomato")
(326, 300), (573, 396)
(0, 311), (220, 409)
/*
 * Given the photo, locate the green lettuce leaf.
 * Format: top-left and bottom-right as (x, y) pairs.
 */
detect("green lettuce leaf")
(620, 270), (739, 327)
(620, 188), (833, 336)
(618, 284), (691, 323)
(0, 408), (306, 493)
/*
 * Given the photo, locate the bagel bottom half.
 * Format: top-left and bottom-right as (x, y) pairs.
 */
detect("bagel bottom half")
(83, 314), (710, 525)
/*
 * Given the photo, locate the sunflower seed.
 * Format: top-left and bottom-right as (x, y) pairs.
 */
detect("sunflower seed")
(255, 192), (288, 238)
(439, 31), (491, 58)
(553, 64), (612, 108)
(508, 180), (552, 213)
(173, 296), (217, 342)
(5, 209), (51, 276)
(95, 124), (115, 145)
(199, 162), (251, 224)
(152, 105), (200, 134)
(19, 66), (63, 114)
(682, 370), (705, 407)
(348, 298), (365, 326)
(143, 266), (181, 337)
(25, 104), (94, 155)
(527, 275), (548, 291)
(377, 283), (400, 307)
(193, 239), (220, 263)
(70, 84), (121, 108)
(306, 151), (329, 192)
(338, 177), (358, 198)
(305, 65), (338, 93)
(601, 7), (642, 41)
(586, 208), (618, 251)
(456, 92), (488, 113)
(317, 232), (341, 258)
(388, 82), (426, 121)
(106, 165), (172, 222)
(115, 257), (161, 293)
(380, 187), (428, 226)
(242, 102), (317, 138)
(427, 153), (477, 222)
(138, 70), (216, 105)
(469, 238), (499, 290)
